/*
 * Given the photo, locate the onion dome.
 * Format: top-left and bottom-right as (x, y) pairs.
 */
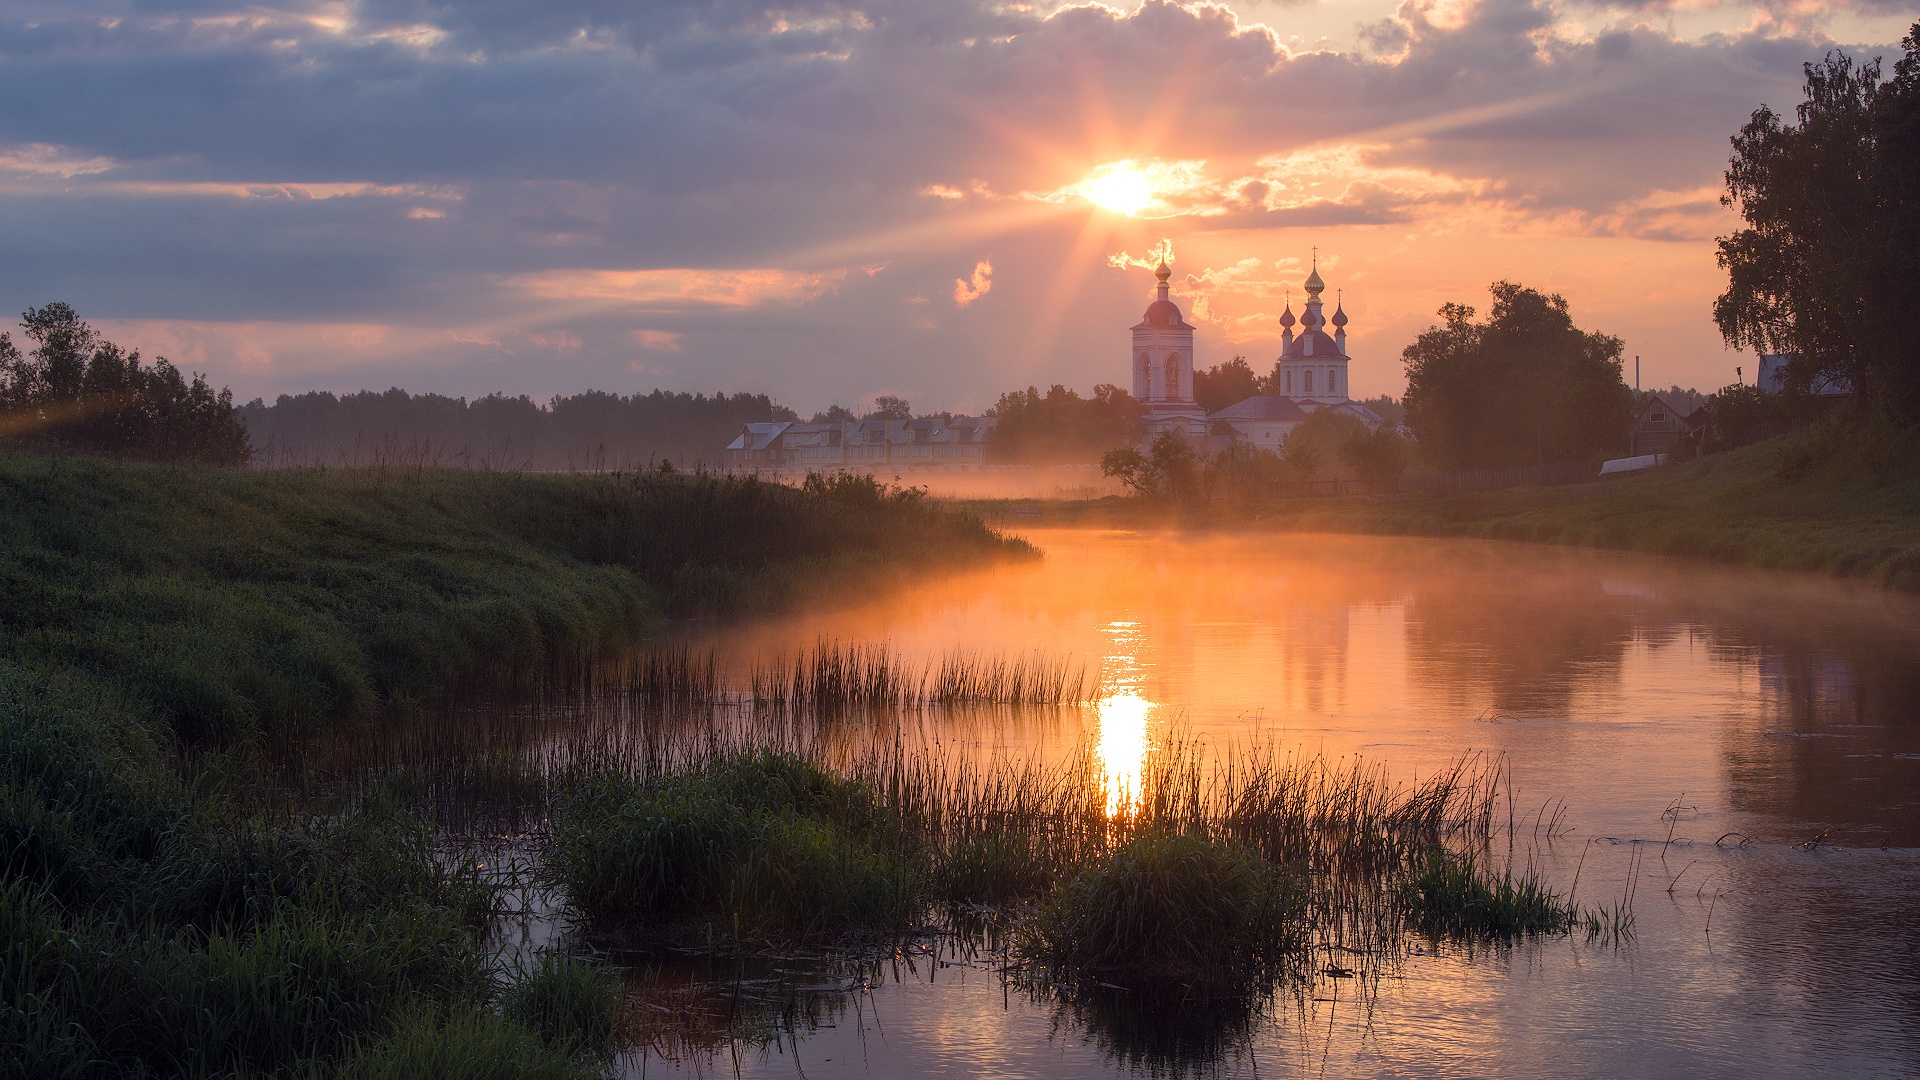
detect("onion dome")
(1278, 303), (1296, 328)
(1331, 299), (1348, 328)
(1304, 263), (1325, 298)
(1154, 261), (1172, 286)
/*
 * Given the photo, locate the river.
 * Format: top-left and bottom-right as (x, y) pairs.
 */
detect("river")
(516, 528), (1920, 1078)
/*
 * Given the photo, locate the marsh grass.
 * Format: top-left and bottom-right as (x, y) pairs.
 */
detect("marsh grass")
(1398, 849), (1578, 939)
(1023, 828), (1308, 991)
(501, 951), (625, 1058)
(0, 455), (1032, 1078)
(749, 639), (1098, 708)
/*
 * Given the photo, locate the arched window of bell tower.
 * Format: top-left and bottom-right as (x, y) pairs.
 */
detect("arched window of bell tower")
(1166, 355), (1180, 398)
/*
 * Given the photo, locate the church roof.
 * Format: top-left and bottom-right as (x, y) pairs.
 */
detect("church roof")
(1281, 328), (1342, 358)
(1133, 298), (1193, 330)
(1208, 395), (1309, 422)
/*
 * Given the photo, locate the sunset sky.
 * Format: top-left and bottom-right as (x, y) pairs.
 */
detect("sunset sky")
(1, 0), (1911, 413)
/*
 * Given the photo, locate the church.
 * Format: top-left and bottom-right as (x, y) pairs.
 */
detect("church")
(1130, 255), (1383, 450)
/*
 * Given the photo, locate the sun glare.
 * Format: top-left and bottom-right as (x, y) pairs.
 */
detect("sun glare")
(1083, 163), (1153, 216)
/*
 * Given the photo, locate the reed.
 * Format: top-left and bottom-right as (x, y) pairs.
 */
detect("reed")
(1397, 849), (1578, 939)
(749, 639), (1097, 709)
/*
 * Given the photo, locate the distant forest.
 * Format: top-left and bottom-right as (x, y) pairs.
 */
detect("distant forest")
(241, 388), (795, 469)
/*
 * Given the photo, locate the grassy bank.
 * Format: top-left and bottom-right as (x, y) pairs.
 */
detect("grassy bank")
(0, 456), (1023, 1077)
(1260, 419), (1920, 589)
(965, 418), (1920, 590)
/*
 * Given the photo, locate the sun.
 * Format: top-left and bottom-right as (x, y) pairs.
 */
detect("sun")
(1082, 163), (1153, 216)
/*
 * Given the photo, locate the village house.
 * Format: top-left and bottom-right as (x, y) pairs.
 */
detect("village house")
(723, 415), (996, 473)
(1629, 394), (1705, 456)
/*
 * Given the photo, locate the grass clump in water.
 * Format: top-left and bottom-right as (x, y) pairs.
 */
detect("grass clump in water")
(1397, 849), (1577, 939)
(501, 952), (625, 1059)
(1023, 829), (1307, 991)
(547, 752), (920, 942)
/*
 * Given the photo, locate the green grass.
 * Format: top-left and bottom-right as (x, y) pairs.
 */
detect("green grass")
(545, 753), (920, 941)
(0, 455), (1025, 1077)
(1256, 417), (1920, 589)
(0, 457), (1022, 745)
(1022, 829), (1306, 991)
(959, 415), (1920, 589)
(1397, 850), (1577, 939)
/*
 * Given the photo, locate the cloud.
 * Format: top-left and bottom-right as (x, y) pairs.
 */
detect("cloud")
(631, 328), (684, 350)
(953, 258), (992, 307)
(505, 267), (846, 308)
(0, 0), (1902, 406)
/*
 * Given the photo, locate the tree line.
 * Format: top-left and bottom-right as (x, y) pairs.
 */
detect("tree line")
(242, 387), (793, 469)
(0, 304), (249, 466)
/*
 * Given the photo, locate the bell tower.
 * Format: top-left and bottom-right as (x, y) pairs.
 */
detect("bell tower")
(1129, 259), (1208, 436)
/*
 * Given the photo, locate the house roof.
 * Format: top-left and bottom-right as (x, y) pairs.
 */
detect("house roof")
(1208, 395), (1308, 422)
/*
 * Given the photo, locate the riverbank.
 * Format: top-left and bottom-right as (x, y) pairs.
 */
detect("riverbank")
(0, 456), (1024, 1077)
(960, 419), (1920, 591)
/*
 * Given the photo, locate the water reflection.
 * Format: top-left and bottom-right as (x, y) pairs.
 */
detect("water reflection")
(320, 528), (1920, 1078)
(1095, 692), (1150, 815)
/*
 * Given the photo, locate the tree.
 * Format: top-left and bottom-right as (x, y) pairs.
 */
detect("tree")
(1279, 408), (1369, 481)
(1100, 430), (1206, 500)
(1338, 425), (1412, 487)
(1715, 26), (1920, 422)
(0, 304), (251, 465)
(987, 383), (1145, 462)
(866, 394), (912, 421)
(1401, 283), (1632, 471)
(1192, 356), (1261, 413)
(810, 404), (857, 424)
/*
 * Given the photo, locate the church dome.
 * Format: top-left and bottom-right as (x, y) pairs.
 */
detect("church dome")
(1304, 264), (1325, 297)
(1278, 303), (1296, 328)
(1141, 298), (1187, 327)
(1331, 302), (1348, 327)
(1133, 259), (1193, 329)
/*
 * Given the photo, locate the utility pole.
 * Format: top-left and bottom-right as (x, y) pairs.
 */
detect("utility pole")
(1635, 355), (1641, 393)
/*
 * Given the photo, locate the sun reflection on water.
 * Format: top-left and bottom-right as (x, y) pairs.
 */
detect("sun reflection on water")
(1096, 691), (1151, 815)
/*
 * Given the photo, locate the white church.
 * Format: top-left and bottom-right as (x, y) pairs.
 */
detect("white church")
(1131, 255), (1383, 449)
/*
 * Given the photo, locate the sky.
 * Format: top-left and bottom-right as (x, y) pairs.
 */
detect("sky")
(1, 0), (1913, 414)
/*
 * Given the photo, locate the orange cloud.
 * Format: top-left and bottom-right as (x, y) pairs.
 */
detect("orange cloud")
(630, 329), (683, 351)
(953, 258), (993, 307)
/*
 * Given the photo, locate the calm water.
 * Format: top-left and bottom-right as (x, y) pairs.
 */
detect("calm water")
(598, 529), (1920, 1077)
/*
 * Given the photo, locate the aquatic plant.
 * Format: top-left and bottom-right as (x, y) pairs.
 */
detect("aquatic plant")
(1022, 828), (1308, 990)
(501, 952), (625, 1058)
(544, 752), (920, 940)
(1397, 849), (1578, 939)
